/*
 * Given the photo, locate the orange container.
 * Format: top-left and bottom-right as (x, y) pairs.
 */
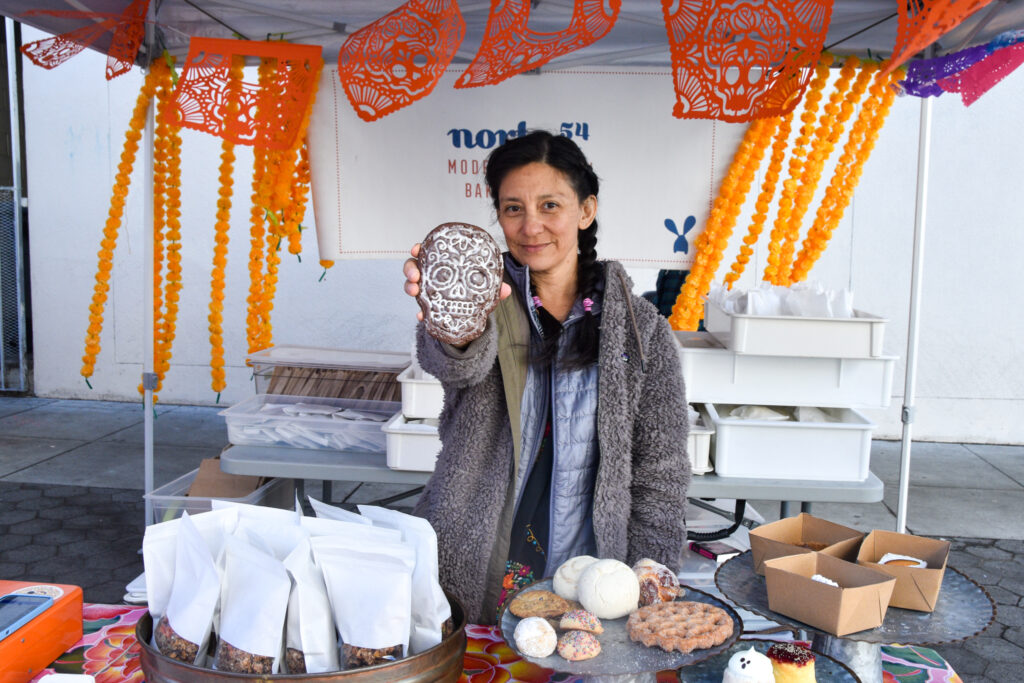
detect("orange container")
(0, 580), (83, 683)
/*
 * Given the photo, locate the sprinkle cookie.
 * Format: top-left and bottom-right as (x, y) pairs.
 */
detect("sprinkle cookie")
(557, 629), (601, 661)
(559, 609), (604, 634)
(626, 601), (734, 653)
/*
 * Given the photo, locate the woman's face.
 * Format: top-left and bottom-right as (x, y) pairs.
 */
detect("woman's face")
(497, 162), (596, 281)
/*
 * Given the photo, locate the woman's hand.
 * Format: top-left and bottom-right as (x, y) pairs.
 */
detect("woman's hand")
(404, 243), (513, 323)
(403, 244), (425, 321)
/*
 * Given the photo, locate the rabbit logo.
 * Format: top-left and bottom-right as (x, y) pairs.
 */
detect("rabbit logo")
(665, 215), (697, 253)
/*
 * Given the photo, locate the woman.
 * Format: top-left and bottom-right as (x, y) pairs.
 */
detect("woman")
(403, 131), (690, 624)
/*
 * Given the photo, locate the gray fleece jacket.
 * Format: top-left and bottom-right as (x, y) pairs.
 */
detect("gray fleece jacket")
(413, 259), (690, 624)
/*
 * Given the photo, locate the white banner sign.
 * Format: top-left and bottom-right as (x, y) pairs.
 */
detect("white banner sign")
(307, 66), (746, 269)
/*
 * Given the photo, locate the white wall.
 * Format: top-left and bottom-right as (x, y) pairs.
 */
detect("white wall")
(22, 29), (1024, 443)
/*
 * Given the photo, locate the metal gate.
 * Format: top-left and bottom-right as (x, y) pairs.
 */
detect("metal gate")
(0, 184), (26, 391)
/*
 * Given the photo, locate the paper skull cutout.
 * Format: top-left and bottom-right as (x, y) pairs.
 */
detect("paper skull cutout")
(417, 222), (503, 346)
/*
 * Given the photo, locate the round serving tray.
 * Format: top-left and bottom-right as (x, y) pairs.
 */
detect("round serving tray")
(715, 551), (995, 645)
(679, 639), (861, 681)
(498, 579), (743, 677)
(136, 592), (467, 682)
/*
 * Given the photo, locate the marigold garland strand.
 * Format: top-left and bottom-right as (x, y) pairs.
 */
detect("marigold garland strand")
(246, 57), (278, 353)
(723, 111), (791, 289)
(158, 62), (184, 395)
(668, 116), (774, 331)
(208, 55), (244, 396)
(791, 63), (902, 282)
(765, 55), (832, 285)
(81, 66), (161, 385)
(783, 54), (854, 255)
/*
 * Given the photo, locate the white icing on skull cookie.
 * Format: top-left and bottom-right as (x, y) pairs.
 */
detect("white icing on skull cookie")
(417, 222), (503, 346)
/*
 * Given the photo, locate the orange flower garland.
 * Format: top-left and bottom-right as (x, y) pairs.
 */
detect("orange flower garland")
(81, 66), (161, 385)
(157, 58), (184, 395)
(791, 63), (902, 282)
(208, 55), (244, 396)
(246, 57), (278, 354)
(782, 53), (855, 257)
(765, 54), (832, 285)
(723, 112), (791, 289)
(669, 116), (775, 331)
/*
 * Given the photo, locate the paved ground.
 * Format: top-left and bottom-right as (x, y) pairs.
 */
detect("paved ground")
(0, 396), (1022, 680)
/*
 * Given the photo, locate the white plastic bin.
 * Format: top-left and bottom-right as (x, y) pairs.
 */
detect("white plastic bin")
(220, 394), (399, 452)
(382, 412), (441, 472)
(703, 300), (888, 358)
(675, 331), (896, 409)
(145, 468), (295, 523)
(706, 403), (874, 482)
(398, 366), (444, 419)
(688, 406), (714, 475)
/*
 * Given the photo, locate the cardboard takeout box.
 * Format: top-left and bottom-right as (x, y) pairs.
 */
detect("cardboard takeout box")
(749, 512), (864, 575)
(857, 529), (950, 612)
(764, 552), (896, 636)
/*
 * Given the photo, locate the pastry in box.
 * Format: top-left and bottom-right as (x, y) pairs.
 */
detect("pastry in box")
(764, 552), (896, 636)
(749, 512), (864, 575)
(856, 529), (950, 612)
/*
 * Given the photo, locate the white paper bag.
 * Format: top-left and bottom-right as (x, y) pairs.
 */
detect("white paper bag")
(143, 507), (238, 620)
(300, 515), (403, 545)
(308, 496), (373, 525)
(154, 513), (221, 666)
(317, 550), (413, 669)
(358, 505), (451, 653)
(214, 534), (291, 673)
(282, 539), (339, 673)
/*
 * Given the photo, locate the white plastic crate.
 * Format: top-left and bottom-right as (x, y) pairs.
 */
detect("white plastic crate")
(703, 300), (888, 358)
(706, 403), (874, 482)
(220, 394), (399, 452)
(145, 468), (295, 523)
(688, 406), (714, 475)
(398, 366), (444, 419)
(675, 331), (896, 409)
(382, 412), (441, 472)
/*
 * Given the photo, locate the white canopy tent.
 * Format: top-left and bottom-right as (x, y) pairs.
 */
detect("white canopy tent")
(2, 0), (1022, 527)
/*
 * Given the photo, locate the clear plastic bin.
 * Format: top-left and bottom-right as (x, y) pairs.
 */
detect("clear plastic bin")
(247, 345), (410, 399)
(145, 468), (295, 523)
(220, 394), (399, 452)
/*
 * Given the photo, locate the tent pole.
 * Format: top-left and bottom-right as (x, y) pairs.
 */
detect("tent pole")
(142, 5), (156, 526)
(896, 94), (933, 533)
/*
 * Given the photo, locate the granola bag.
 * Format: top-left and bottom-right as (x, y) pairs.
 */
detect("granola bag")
(143, 507), (238, 621)
(213, 534), (291, 674)
(154, 512), (221, 666)
(358, 505), (451, 653)
(281, 538), (338, 674)
(316, 548), (413, 670)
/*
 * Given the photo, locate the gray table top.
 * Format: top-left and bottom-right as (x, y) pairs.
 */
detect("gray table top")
(220, 444), (884, 503)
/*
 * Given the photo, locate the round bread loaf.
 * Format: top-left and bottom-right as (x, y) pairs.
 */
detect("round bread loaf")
(416, 222), (503, 347)
(552, 555), (599, 601)
(513, 616), (557, 658)
(577, 558), (640, 620)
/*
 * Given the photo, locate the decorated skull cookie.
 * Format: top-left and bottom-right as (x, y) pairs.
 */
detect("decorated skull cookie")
(417, 222), (503, 346)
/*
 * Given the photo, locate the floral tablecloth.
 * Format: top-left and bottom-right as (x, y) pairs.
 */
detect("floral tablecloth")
(32, 605), (962, 683)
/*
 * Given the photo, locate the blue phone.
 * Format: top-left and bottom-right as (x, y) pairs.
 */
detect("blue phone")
(0, 593), (54, 641)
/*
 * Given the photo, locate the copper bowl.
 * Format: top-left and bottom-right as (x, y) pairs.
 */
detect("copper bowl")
(136, 593), (467, 682)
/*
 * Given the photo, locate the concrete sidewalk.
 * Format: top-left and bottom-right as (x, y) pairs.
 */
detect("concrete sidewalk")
(0, 396), (1021, 680)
